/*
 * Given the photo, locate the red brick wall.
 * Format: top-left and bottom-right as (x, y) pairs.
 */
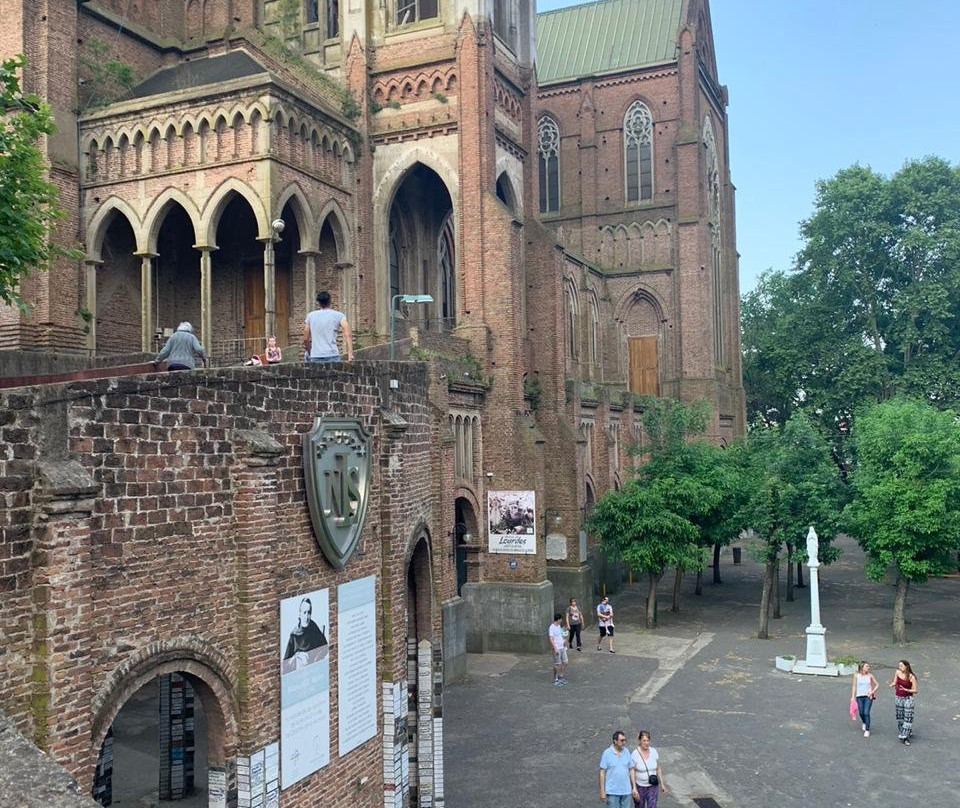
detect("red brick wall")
(0, 361), (440, 806)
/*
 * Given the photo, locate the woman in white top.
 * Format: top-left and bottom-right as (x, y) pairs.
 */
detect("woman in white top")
(851, 661), (879, 737)
(630, 730), (666, 807)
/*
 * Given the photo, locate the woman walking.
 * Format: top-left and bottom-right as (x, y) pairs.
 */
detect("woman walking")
(850, 661), (879, 737)
(565, 598), (583, 651)
(888, 659), (918, 745)
(630, 730), (667, 808)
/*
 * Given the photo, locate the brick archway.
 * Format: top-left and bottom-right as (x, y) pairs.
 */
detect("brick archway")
(90, 640), (238, 765)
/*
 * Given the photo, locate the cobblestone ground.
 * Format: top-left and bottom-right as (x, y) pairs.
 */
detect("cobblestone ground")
(443, 536), (960, 808)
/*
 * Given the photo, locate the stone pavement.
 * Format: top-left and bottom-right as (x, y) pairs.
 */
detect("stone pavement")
(443, 536), (960, 808)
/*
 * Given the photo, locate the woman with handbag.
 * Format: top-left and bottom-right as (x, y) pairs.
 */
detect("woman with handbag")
(850, 661), (879, 737)
(630, 730), (666, 808)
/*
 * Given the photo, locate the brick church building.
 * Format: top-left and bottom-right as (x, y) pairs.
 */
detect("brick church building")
(0, 1), (743, 806)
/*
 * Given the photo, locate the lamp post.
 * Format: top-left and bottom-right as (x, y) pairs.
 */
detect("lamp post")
(390, 294), (433, 359)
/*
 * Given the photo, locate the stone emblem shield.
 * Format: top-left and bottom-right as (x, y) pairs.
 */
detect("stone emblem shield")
(302, 418), (372, 570)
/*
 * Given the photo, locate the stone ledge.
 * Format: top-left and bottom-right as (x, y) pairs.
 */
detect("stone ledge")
(0, 712), (99, 808)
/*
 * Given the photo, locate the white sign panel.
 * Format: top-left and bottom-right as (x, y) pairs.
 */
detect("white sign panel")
(337, 575), (378, 755)
(487, 490), (537, 554)
(280, 589), (330, 789)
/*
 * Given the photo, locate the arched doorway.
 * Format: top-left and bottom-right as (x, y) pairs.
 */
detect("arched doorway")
(453, 497), (479, 596)
(95, 212), (140, 355)
(388, 164), (455, 336)
(405, 534), (441, 807)
(93, 671), (224, 807)
(154, 204), (200, 353)
(211, 193), (263, 363)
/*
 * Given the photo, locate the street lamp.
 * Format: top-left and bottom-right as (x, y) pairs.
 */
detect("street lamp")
(390, 294), (433, 359)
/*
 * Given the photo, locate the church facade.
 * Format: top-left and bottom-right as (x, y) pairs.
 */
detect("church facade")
(0, 1), (743, 806)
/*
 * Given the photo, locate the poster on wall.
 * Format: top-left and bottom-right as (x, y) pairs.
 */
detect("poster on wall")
(487, 490), (537, 554)
(337, 575), (378, 756)
(279, 589), (331, 789)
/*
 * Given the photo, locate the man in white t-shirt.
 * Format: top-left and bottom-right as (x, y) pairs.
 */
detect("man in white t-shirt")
(548, 613), (568, 687)
(303, 290), (353, 362)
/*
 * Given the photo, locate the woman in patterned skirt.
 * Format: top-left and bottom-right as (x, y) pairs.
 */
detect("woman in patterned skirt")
(888, 659), (918, 745)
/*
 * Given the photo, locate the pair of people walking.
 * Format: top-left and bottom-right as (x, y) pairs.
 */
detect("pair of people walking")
(563, 596), (615, 653)
(849, 659), (918, 744)
(598, 729), (667, 807)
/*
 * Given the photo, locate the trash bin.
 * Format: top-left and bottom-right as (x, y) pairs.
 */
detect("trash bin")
(732, 547), (742, 564)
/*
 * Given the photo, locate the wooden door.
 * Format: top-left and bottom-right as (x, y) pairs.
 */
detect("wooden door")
(275, 264), (290, 345)
(628, 335), (659, 395)
(244, 264), (264, 341)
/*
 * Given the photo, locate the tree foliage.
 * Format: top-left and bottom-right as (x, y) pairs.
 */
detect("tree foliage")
(733, 412), (847, 638)
(590, 399), (732, 626)
(0, 55), (65, 308)
(844, 398), (960, 643)
(741, 158), (960, 437)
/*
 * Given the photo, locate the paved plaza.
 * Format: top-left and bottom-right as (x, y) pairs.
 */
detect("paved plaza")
(444, 537), (960, 808)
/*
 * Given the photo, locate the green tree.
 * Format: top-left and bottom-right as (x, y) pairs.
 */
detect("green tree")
(735, 412), (846, 639)
(741, 158), (960, 440)
(844, 398), (960, 644)
(0, 55), (66, 308)
(590, 399), (729, 624)
(587, 475), (702, 629)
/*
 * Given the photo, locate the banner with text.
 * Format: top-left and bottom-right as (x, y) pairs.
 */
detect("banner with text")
(337, 575), (378, 756)
(487, 490), (537, 554)
(279, 589), (330, 789)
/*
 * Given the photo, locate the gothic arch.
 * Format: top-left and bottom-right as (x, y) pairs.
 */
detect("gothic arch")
(143, 189), (202, 254)
(315, 198), (352, 262)
(201, 178), (269, 246)
(374, 148), (461, 330)
(274, 183), (315, 251)
(85, 197), (143, 260)
(612, 284), (666, 326)
(89, 637), (238, 764)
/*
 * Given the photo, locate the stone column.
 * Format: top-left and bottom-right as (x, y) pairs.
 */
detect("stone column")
(196, 246), (214, 353)
(335, 261), (355, 322)
(84, 259), (101, 353)
(302, 250), (318, 314)
(260, 237), (276, 342)
(229, 429), (284, 742)
(136, 251), (157, 352)
(33, 460), (99, 790)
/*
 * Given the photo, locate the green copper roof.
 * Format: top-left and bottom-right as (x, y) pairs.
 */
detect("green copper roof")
(536, 0), (684, 84)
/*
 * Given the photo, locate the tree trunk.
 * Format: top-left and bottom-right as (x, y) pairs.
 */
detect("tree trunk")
(758, 555), (777, 639)
(672, 567), (683, 612)
(893, 574), (910, 645)
(646, 572), (659, 629)
(712, 542), (722, 584)
(786, 545), (795, 602)
(773, 558), (782, 619)
(796, 560), (805, 588)
(695, 568), (703, 596)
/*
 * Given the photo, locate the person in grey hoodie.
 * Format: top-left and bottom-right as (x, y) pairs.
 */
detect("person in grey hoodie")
(154, 322), (206, 371)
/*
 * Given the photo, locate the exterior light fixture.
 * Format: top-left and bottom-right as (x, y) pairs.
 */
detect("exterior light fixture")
(389, 294), (434, 359)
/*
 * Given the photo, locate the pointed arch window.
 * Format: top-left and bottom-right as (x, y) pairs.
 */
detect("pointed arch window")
(624, 101), (653, 202)
(438, 215), (455, 325)
(703, 115), (723, 365)
(389, 219), (402, 305)
(589, 294), (601, 367)
(538, 116), (560, 213)
(564, 278), (579, 360)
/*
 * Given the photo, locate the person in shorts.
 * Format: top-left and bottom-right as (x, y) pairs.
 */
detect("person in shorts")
(597, 596), (615, 653)
(549, 613), (568, 687)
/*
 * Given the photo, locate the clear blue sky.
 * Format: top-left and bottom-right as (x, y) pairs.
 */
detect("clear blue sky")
(536, 0), (960, 291)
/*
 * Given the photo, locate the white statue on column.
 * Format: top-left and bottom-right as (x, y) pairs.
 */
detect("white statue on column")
(791, 525), (840, 675)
